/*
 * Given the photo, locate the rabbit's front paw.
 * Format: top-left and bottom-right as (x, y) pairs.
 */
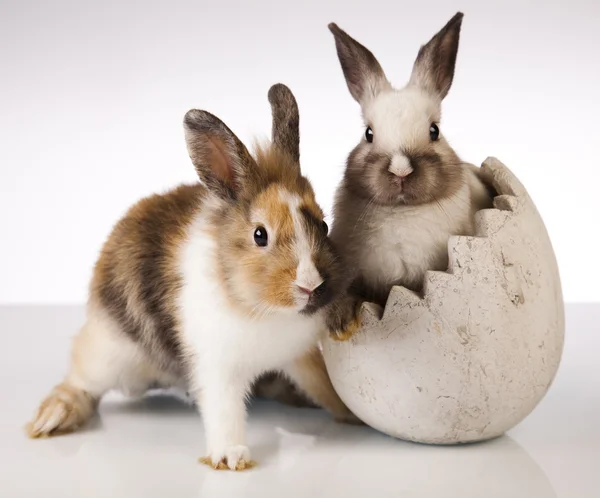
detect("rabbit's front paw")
(326, 295), (362, 341)
(200, 445), (254, 471)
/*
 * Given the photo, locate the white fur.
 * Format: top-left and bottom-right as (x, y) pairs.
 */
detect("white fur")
(28, 194), (331, 463)
(361, 86), (443, 198)
(364, 86), (440, 153)
(28, 306), (185, 438)
(343, 82), (490, 292)
(69, 307), (183, 397)
(177, 209), (323, 468)
(279, 190), (324, 295)
(290, 205), (323, 292)
(341, 172), (488, 293)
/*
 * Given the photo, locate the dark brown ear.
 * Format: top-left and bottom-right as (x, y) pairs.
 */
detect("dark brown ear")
(183, 110), (256, 199)
(268, 83), (300, 164)
(328, 23), (391, 104)
(409, 12), (464, 99)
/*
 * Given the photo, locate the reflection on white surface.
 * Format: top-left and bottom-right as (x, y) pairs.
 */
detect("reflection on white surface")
(1, 305), (598, 497)
(7, 396), (558, 498)
(196, 402), (558, 498)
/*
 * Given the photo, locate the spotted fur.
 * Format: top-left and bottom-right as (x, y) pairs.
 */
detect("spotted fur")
(27, 84), (358, 469)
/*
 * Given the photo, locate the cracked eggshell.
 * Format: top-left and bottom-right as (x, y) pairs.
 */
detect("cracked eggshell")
(323, 157), (565, 444)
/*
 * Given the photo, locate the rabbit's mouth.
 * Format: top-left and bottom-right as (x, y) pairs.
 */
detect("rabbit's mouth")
(387, 171), (405, 190)
(298, 282), (332, 316)
(367, 169), (408, 204)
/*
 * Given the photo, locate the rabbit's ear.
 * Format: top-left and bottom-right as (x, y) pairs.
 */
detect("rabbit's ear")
(183, 110), (257, 200)
(409, 12), (463, 100)
(268, 83), (300, 166)
(328, 23), (391, 105)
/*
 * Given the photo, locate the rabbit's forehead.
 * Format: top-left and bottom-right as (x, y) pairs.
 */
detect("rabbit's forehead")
(250, 184), (322, 240)
(364, 87), (440, 150)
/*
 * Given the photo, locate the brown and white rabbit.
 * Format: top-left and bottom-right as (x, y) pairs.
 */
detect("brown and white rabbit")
(27, 83), (357, 470)
(325, 13), (493, 334)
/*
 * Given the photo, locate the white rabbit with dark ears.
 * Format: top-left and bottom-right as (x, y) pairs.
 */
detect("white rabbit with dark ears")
(325, 13), (493, 337)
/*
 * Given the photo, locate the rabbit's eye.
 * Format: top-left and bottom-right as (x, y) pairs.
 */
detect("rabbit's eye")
(254, 226), (268, 247)
(365, 127), (374, 143)
(429, 123), (440, 141)
(322, 220), (329, 235)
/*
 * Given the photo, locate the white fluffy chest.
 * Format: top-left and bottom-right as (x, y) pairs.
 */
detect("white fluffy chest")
(358, 186), (475, 290)
(176, 216), (322, 379)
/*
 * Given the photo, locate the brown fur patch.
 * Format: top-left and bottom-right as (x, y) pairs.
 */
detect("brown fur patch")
(263, 263), (296, 307)
(212, 184), (299, 313)
(252, 372), (318, 408)
(91, 137), (340, 367)
(284, 348), (361, 423)
(250, 145), (314, 199)
(91, 184), (205, 372)
(299, 200), (324, 224)
(401, 145), (464, 204)
(210, 145), (335, 315)
(344, 138), (464, 206)
(252, 184), (295, 242)
(251, 146), (324, 223)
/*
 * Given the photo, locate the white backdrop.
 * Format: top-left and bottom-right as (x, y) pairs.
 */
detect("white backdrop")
(1, 0), (598, 304)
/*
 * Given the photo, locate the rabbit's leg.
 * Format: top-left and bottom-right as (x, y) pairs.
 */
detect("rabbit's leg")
(252, 371), (318, 408)
(27, 307), (146, 437)
(195, 367), (253, 471)
(282, 347), (362, 425)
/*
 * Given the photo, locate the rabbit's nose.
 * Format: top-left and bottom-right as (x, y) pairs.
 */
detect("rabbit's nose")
(389, 155), (413, 178)
(297, 285), (313, 296)
(297, 279), (326, 296)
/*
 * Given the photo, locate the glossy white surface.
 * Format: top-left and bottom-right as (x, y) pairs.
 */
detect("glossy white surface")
(1, 304), (598, 498)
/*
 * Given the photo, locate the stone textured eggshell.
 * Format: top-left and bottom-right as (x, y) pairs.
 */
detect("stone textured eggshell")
(322, 157), (565, 444)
